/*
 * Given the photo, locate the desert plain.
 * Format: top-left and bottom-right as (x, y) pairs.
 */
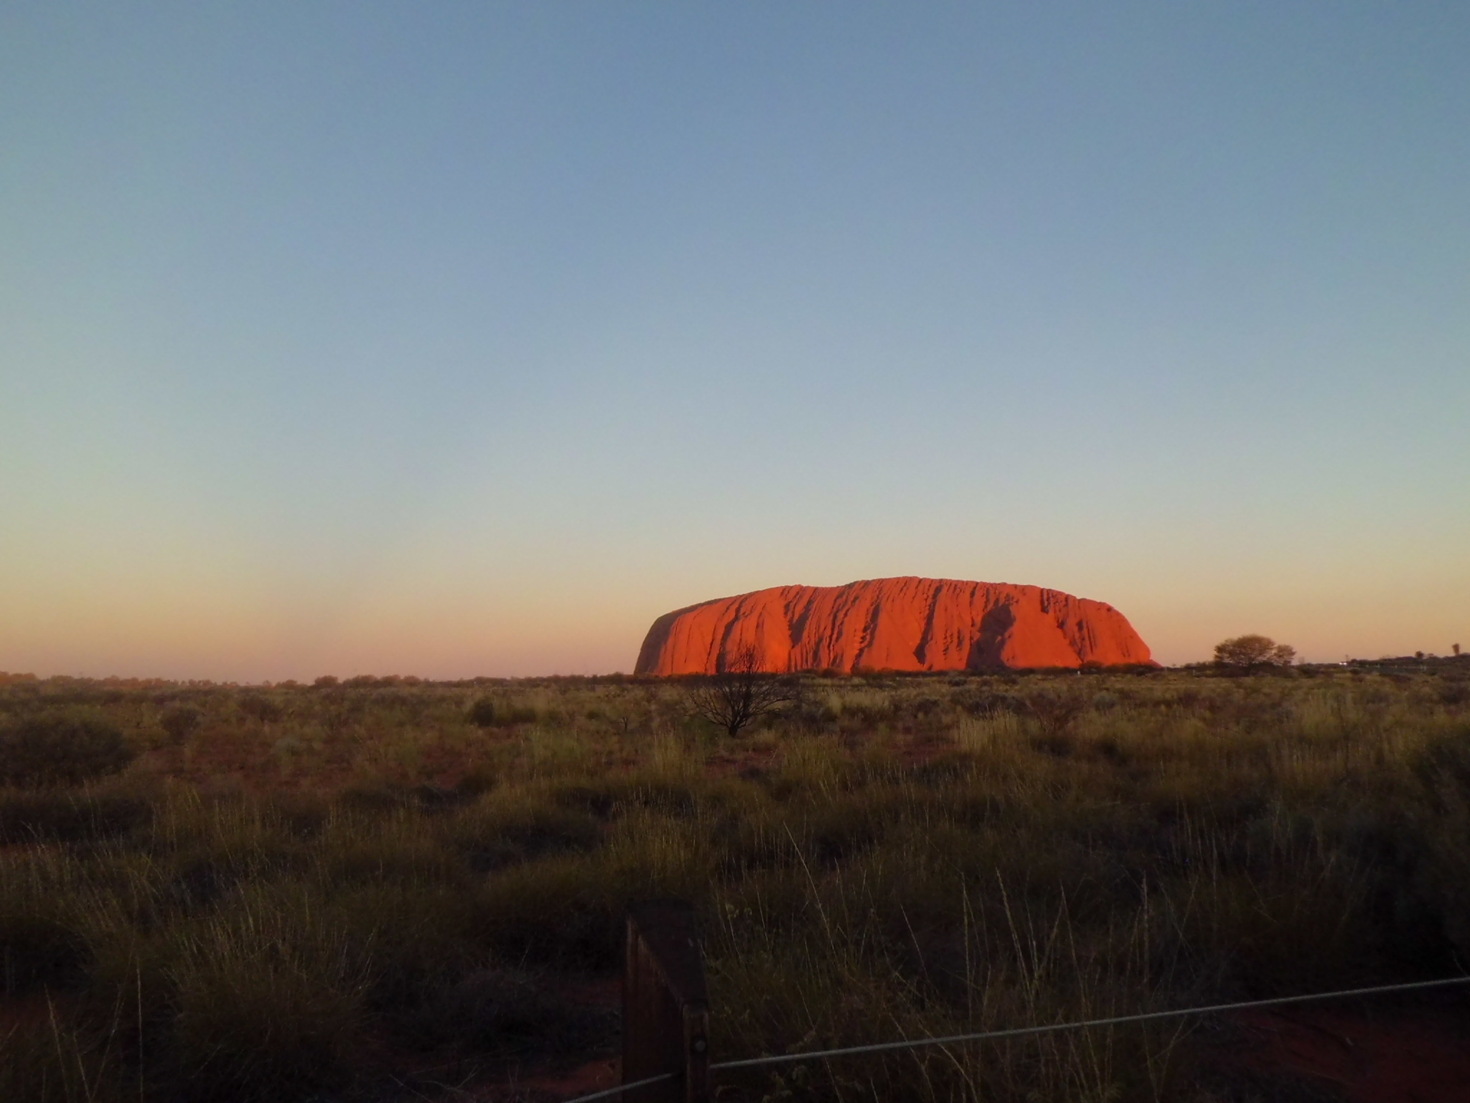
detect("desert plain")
(3, 648), (1470, 1103)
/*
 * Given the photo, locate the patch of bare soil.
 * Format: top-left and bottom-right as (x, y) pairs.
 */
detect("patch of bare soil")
(1202, 1001), (1470, 1103)
(442, 973), (621, 1103)
(476, 1057), (620, 1103)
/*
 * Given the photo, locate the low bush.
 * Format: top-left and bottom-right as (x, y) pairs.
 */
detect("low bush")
(449, 797), (603, 871)
(467, 696), (538, 728)
(477, 856), (628, 967)
(160, 703), (205, 743)
(0, 787), (153, 843)
(467, 695), (500, 727)
(167, 946), (364, 1102)
(0, 712), (135, 787)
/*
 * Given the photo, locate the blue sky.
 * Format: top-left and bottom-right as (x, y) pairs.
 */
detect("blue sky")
(3, 3), (1467, 679)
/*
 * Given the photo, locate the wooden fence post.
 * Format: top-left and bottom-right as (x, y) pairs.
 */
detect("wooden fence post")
(623, 900), (710, 1103)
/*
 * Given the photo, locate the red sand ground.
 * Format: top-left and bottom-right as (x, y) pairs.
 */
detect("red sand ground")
(1220, 1003), (1470, 1103)
(635, 577), (1153, 676)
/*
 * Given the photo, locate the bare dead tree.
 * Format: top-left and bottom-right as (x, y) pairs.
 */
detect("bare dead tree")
(686, 644), (798, 738)
(1022, 686), (1088, 739)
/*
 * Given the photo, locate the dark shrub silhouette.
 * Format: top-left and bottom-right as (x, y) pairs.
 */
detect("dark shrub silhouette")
(160, 703), (205, 744)
(1213, 634), (1296, 671)
(467, 697), (536, 728)
(0, 914), (92, 994)
(0, 713), (136, 787)
(467, 696), (500, 728)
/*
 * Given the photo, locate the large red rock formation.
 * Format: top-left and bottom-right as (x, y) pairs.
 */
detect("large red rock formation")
(635, 577), (1153, 675)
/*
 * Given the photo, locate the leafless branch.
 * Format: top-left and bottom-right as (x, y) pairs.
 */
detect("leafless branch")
(685, 644), (798, 737)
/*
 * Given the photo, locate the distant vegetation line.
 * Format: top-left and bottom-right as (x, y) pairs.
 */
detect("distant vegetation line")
(3, 648), (1464, 688)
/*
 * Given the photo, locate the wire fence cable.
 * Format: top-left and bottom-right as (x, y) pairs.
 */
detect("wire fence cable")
(711, 975), (1470, 1073)
(557, 974), (1470, 1102)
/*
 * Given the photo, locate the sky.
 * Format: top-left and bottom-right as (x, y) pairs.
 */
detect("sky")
(2, 3), (1467, 681)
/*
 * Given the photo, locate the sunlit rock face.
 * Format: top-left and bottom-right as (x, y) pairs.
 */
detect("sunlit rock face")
(635, 577), (1153, 675)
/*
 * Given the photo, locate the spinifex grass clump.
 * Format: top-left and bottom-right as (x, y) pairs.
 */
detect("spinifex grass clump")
(0, 668), (1466, 1100)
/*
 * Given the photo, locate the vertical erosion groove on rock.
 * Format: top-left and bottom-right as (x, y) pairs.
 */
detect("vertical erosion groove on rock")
(634, 577), (1153, 676)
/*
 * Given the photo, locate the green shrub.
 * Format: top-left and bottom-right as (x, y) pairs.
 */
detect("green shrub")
(0, 713), (136, 787)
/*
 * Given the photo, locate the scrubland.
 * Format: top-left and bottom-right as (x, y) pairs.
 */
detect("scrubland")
(1, 661), (1469, 1102)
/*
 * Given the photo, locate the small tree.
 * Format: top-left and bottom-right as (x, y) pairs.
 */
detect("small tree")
(686, 645), (797, 738)
(1023, 686), (1088, 739)
(238, 692), (283, 725)
(160, 704), (204, 746)
(1213, 634), (1296, 671)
